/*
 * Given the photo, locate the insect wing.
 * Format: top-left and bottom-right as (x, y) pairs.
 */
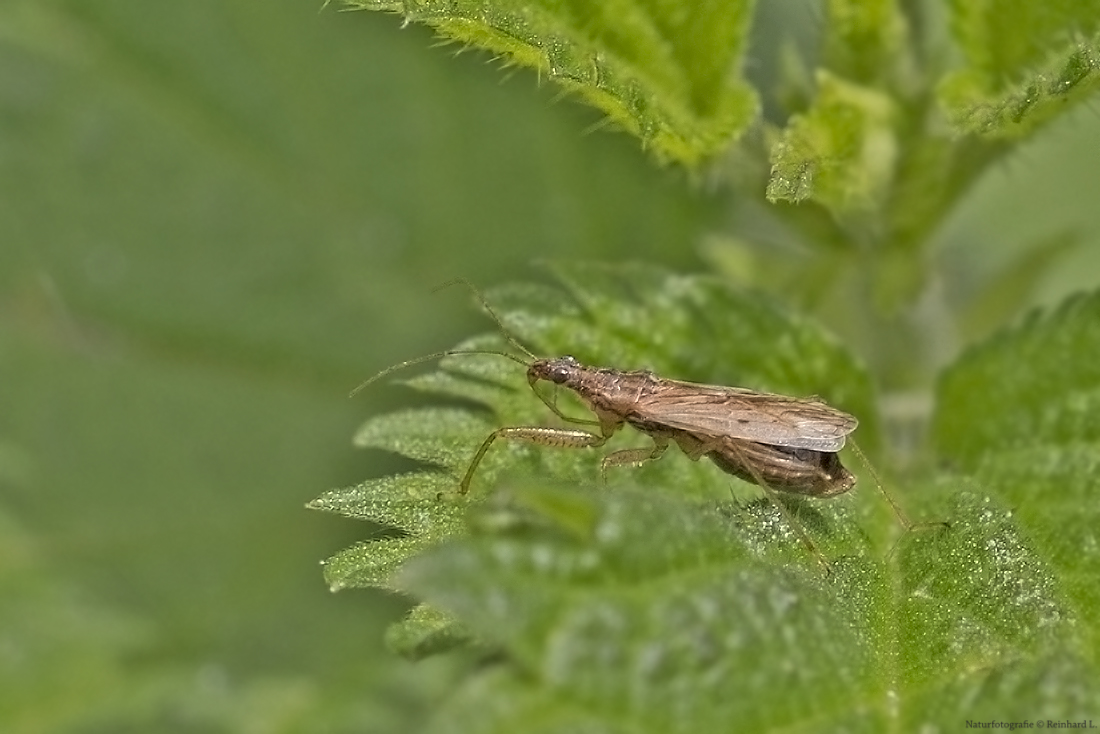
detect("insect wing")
(634, 380), (857, 451)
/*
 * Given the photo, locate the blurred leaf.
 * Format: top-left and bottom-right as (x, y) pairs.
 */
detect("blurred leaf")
(385, 603), (474, 660)
(767, 70), (897, 214)
(345, 0), (760, 165)
(933, 290), (1100, 465)
(933, 290), (1100, 655)
(958, 230), (1079, 342)
(940, 3), (1100, 136)
(0, 510), (147, 732)
(822, 0), (908, 85)
(0, 0), (713, 385)
(0, 0), (712, 730)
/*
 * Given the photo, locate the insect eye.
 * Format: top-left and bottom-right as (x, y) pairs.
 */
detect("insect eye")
(549, 366), (570, 384)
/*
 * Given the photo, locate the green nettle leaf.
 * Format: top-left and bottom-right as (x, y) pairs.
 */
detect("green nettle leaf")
(384, 603), (474, 661)
(343, 0), (759, 165)
(957, 232), (1080, 343)
(933, 290), (1100, 656)
(313, 263), (878, 646)
(767, 70), (897, 213)
(821, 0), (908, 85)
(398, 481), (1091, 733)
(308, 0), (1100, 727)
(940, 2), (1100, 136)
(314, 272), (1100, 729)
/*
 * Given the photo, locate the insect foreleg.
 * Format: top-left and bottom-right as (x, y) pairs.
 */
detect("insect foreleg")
(528, 378), (600, 427)
(459, 426), (609, 495)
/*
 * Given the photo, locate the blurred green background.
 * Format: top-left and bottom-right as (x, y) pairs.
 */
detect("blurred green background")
(2, 0), (1099, 731)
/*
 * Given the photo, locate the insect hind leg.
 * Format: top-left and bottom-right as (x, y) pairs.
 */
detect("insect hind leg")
(717, 441), (833, 573)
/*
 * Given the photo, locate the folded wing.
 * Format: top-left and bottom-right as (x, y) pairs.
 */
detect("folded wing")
(634, 381), (857, 451)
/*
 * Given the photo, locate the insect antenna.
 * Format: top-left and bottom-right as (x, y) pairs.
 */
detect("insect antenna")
(349, 349), (530, 398)
(846, 441), (951, 560)
(847, 440), (912, 529)
(433, 277), (539, 361)
(351, 278), (543, 398)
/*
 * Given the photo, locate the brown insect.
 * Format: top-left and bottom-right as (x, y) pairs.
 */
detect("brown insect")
(492, 355), (859, 495)
(355, 280), (916, 561)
